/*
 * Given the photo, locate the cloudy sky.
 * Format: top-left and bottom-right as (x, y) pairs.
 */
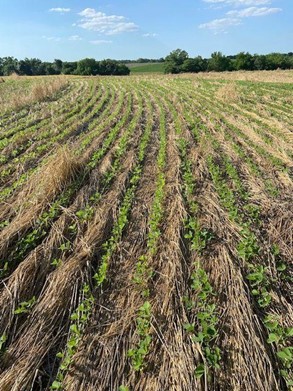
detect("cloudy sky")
(0, 0), (291, 61)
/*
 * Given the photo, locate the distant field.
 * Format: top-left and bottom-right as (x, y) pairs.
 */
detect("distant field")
(128, 62), (165, 73)
(0, 72), (292, 390)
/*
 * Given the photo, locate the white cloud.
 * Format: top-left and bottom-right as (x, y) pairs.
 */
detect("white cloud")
(142, 33), (158, 37)
(200, 0), (282, 33)
(49, 8), (71, 13)
(90, 40), (113, 45)
(77, 8), (138, 35)
(199, 17), (241, 32)
(79, 8), (97, 18)
(227, 6), (281, 17)
(203, 0), (271, 5)
(69, 35), (82, 41)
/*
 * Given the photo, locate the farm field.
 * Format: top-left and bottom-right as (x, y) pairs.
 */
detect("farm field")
(0, 71), (292, 391)
(128, 63), (165, 73)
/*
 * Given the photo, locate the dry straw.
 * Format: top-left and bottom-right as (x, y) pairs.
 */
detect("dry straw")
(0, 147), (82, 260)
(215, 82), (242, 104)
(1, 76), (68, 112)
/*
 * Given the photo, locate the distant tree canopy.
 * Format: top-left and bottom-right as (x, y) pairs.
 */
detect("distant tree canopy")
(163, 49), (293, 74)
(0, 57), (130, 76)
(121, 58), (164, 64)
(164, 49), (189, 74)
(208, 51), (232, 72)
(1, 51), (292, 76)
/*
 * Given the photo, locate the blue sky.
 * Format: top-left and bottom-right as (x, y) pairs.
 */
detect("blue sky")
(0, 0), (291, 61)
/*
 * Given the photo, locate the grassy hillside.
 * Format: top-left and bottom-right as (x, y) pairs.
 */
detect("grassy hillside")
(129, 62), (165, 73)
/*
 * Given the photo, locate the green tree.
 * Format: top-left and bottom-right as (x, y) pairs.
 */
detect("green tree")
(266, 53), (290, 70)
(99, 60), (130, 75)
(53, 59), (63, 74)
(76, 58), (99, 75)
(253, 55), (268, 70)
(17, 59), (32, 76)
(208, 52), (231, 72)
(182, 56), (207, 73)
(235, 52), (254, 70)
(17, 58), (45, 75)
(1, 57), (18, 75)
(164, 49), (189, 74)
(43, 62), (58, 75)
(62, 62), (78, 75)
(116, 63), (130, 75)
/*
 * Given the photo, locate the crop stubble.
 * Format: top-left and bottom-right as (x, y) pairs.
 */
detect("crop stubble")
(0, 72), (292, 391)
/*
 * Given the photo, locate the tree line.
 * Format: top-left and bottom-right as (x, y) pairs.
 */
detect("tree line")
(164, 49), (293, 74)
(0, 57), (130, 76)
(1, 51), (292, 77)
(120, 58), (165, 64)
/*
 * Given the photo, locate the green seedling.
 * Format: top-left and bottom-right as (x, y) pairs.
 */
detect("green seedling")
(237, 229), (259, 261)
(128, 301), (152, 372)
(247, 265), (272, 308)
(184, 264), (221, 378)
(14, 296), (36, 315)
(76, 206), (94, 222)
(59, 241), (71, 252)
(52, 284), (94, 389)
(51, 258), (62, 268)
(0, 334), (7, 353)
